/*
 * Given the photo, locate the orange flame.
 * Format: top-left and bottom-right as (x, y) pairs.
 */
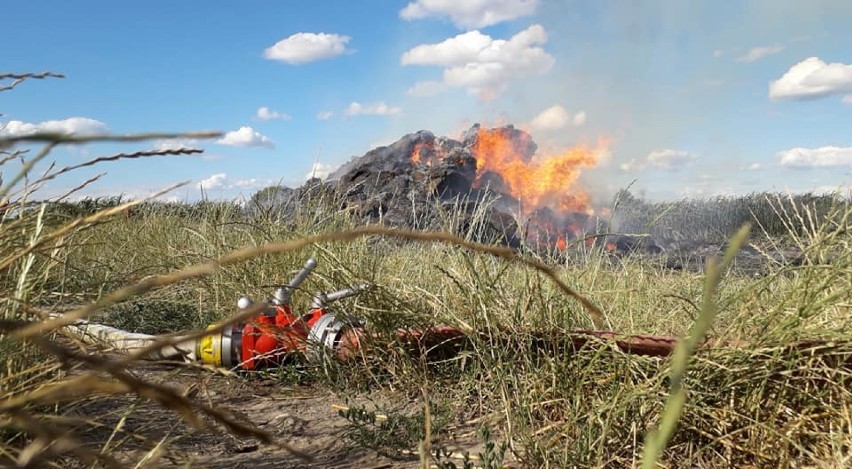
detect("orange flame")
(407, 126), (609, 250)
(470, 128), (604, 214)
(410, 142), (430, 165)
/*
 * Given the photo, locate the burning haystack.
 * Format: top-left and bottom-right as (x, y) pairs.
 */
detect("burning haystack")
(324, 123), (611, 251)
(252, 123), (667, 254)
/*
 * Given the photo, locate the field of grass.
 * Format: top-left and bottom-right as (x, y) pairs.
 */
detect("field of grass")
(1, 91), (850, 466)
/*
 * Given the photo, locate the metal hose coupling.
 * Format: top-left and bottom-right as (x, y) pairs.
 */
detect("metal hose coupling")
(305, 313), (349, 362)
(196, 323), (242, 369)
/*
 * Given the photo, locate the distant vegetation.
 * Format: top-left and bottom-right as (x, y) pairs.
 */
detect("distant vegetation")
(42, 187), (851, 245)
(610, 188), (849, 242)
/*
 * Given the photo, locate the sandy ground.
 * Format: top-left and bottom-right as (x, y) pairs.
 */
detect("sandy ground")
(59, 361), (496, 469)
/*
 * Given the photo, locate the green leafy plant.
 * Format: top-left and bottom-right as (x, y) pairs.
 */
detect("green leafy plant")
(337, 402), (450, 457)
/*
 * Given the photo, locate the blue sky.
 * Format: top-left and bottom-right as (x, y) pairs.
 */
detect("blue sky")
(2, 0), (851, 203)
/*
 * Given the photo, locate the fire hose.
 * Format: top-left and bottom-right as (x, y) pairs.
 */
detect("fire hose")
(61, 258), (846, 371)
(55, 258), (694, 371)
(194, 258), (694, 370)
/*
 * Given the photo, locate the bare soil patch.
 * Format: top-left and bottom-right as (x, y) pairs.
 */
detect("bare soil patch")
(60, 360), (493, 468)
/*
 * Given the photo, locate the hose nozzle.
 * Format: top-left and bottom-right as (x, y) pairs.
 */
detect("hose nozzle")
(273, 258), (318, 305)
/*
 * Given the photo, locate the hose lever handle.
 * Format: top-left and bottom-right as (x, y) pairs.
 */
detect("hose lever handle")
(311, 283), (371, 309)
(273, 258), (318, 305)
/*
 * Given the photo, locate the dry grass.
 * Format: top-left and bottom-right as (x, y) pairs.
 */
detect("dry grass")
(1, 73), (850, 468)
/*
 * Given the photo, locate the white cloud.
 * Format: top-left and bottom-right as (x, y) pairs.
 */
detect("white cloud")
(197, 173), (227, 191)
(529, 105), (570, 131)
(778, 145), (852, 168)
(255, 107), (291, 121)
(843, 95), (852, 105)
(216, 126), (275, 148)
(407, 80), (447, 97)
(746, 162), (762, 170)
(399, 0), (538, 29)
(0, 117), (107, 137)
(154, 138), (199, 151)
(769, 57), (852, 101)
(305, 162), (335, 180)
(647, 149), (695, 170)
(196, 173), (267, 191)
(402, 30), (493, 66)
(344, 101), (402, 117)
(620, 149), (695, 172)
(712, 49), (724, 58)
(263, 32), (351, 64)
(316, 111), (334, 120)
(401, 24), (554, 100)
(736, 44), (784, 63)
(528, 105), (585, 132)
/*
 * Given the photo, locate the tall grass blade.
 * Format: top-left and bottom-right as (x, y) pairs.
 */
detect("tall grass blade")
(641, 223), (751, 468)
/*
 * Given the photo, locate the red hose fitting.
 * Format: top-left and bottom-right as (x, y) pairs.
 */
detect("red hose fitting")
(238, 305), (329, 369)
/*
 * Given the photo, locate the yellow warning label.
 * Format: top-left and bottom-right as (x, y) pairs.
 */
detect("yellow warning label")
(196, 325), (222, 366)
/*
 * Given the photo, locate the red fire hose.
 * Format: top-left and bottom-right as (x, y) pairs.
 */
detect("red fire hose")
(194, 258), (691, 371)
